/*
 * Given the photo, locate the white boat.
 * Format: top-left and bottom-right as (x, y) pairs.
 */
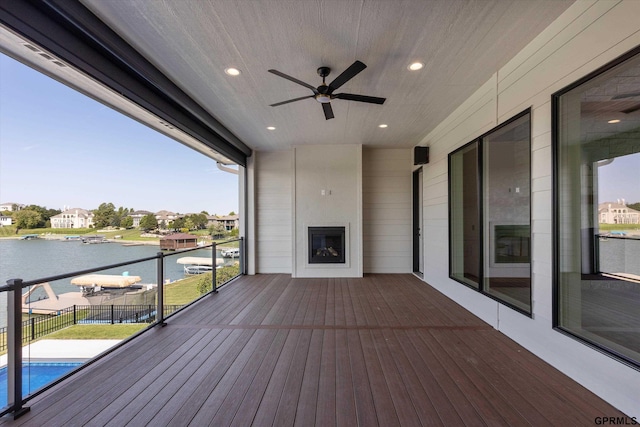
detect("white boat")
(23, 274), (157, 313)
(184, 265), (214, 274)
(71, 273), (143, 295)
(19, 234), (40, 240)
(82, 235), (109, 244)
(220, 247), (240, 258)
(177, 256), (224, 275)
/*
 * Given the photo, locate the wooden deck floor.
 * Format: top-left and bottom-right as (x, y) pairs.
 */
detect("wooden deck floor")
(3, 274), (625, 426)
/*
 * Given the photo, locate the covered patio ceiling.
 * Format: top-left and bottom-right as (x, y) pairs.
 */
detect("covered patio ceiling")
(77, 0), (574, 152)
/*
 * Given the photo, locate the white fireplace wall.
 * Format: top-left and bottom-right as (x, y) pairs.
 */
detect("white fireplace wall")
(293, 145), (362, 278)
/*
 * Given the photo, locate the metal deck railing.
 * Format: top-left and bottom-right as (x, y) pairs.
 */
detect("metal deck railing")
(0, 237), (244, 418)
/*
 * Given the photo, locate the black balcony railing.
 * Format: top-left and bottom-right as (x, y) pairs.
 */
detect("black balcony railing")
(0, 237), (244, 419)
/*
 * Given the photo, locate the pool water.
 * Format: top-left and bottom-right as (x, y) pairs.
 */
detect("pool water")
(0, 362), (82, 406)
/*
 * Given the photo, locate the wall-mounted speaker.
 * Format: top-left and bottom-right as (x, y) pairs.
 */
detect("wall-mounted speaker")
(414, 146), (429, 165)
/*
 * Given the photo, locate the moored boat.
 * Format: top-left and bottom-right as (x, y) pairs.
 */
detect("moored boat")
(19, 234), (40, 240)
(220, 247), (240, 258)
(82, 235), (109, 244)
(177, 256), (224, 275)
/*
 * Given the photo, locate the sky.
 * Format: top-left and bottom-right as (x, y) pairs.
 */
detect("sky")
(598, 153), (640, 205)
(0, 53), (238, 216)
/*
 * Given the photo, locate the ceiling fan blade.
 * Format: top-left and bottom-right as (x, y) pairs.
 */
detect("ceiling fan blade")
(327, 60), (367, 93)
(322, 102), (334, 120)
(270, 95), (314, 107)
(268, 69), (318, 94)
(334, 93), (386, 104)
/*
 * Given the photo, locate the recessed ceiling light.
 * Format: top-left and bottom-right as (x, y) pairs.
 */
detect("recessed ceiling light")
(267, 126), (276, 130)
(224, 67), (241, 76)
(408, 62), (424, 71)
(607, 119), (621, 124)
(378, 124), (388, 128)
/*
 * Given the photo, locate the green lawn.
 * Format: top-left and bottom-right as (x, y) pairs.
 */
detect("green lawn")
(599, 223), (640, 231)
(164, 274), (204, 305)
(100, 228), (160, 241)
(45, 324), (147, 339)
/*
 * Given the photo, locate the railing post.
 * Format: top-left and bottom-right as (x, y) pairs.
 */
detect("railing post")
(156, 252), (166, 326)
(239, 237), (245, 275)
(212, 242), (218, 294)
(30, 318), (35, 341)
(110, 305), (114, 325)
(7, 279), (30, 418)
(73, 305), (77, 324)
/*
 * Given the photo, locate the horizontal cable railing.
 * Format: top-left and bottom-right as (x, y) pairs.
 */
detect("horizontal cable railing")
(0, 237), (244, 419)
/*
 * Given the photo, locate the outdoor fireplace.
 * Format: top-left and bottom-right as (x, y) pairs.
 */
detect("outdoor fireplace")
(308, 226), (345, 264)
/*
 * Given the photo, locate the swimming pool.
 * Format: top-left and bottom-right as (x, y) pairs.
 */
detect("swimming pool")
(0, 362), (82, 406)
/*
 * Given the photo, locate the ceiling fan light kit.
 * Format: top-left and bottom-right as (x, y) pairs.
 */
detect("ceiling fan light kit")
(268, 60), (386, 120)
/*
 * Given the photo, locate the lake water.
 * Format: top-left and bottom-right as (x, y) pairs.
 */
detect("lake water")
(0, 238), (232, 327)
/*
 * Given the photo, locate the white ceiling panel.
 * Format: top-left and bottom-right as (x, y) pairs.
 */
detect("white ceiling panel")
(80, 0), (575, 151)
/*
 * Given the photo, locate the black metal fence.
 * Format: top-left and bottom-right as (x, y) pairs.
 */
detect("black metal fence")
(0, 304), (183, 352)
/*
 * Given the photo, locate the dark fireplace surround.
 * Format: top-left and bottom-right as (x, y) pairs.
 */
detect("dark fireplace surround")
(308, 226), (346, 264)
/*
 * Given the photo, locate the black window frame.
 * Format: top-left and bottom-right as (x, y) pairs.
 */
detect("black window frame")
(552, 44), (640, 370)
(448, 108), (533, 316)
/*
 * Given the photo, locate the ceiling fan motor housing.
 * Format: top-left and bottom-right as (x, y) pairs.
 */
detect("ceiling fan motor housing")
(317, 66), (331, 78)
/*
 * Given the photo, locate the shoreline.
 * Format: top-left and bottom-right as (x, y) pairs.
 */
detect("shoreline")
(0, 234), (236, 247)
(0, 234), (161, 245)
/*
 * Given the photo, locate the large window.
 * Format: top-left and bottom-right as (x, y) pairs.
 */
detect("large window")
(554, 47), (640, 367)
(450, 142), (480, 289)
(449, 111), (532, 313)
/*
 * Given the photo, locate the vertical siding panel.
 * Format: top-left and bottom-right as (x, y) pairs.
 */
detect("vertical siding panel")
(362, 148), (412, 273)
(255, 150), (293, 273)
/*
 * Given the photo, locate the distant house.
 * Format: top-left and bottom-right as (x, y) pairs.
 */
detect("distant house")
(0, 202), (24, 212)
(128, 210), (154, 227)
(599, 202), (640, 225)
(155, 210), (179, 229)
(0, 214), (12, 227)
(50, 208), (94, 229)
(160, 233), (198, 251)
(207, 214), (239, 231)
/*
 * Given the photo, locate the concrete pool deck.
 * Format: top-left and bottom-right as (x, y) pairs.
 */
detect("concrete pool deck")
(0, 340), (121, 366)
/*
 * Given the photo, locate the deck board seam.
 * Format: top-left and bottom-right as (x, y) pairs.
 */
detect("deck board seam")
(167, 324), (493, 330)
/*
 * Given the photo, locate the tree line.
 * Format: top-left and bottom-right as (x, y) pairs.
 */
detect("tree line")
(4, 202), (237, 234)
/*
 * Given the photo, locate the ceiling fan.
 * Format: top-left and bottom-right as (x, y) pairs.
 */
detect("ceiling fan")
(268, 60), (386, 120)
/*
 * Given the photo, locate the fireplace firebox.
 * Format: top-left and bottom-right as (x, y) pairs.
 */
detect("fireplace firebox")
(308, 226), (345, 264)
